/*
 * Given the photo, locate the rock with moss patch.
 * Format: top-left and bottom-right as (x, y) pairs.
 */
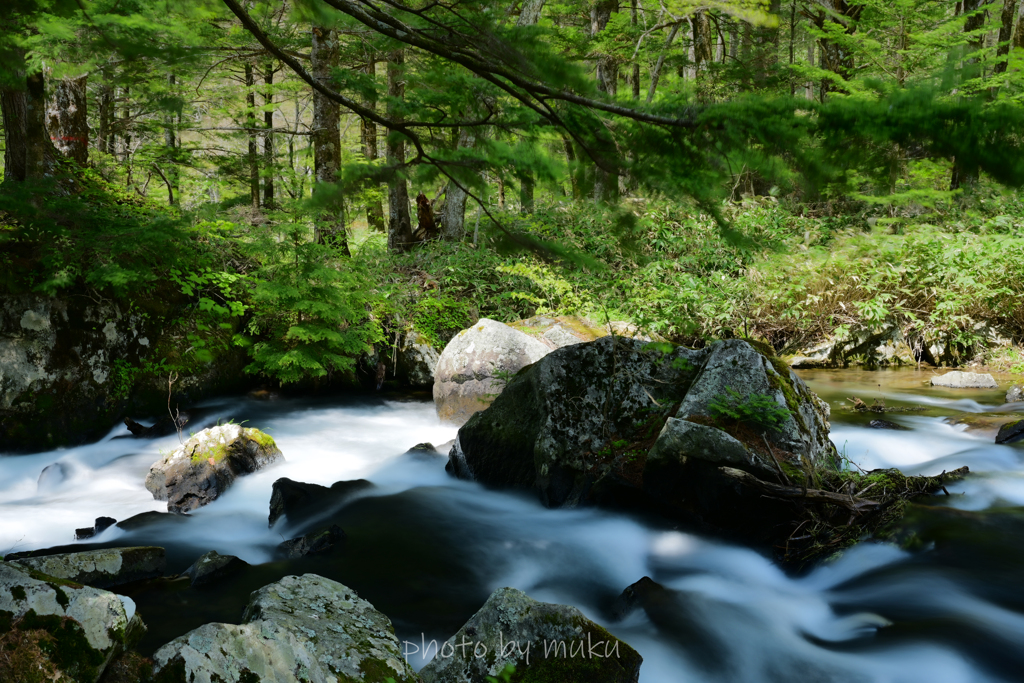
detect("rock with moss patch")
(151, 573), (418, 683)
(434, 318), (552, 426)
(8, 546), (165, 589)
(145, 424), (284, 513)
(0, 560), (144, 683)
(419, 586), (642, 683)
(996, 419), (1024, 445)
(671, 339), (835, 466)
(396, 329), (441, 388)
(449, 336), (706, 507)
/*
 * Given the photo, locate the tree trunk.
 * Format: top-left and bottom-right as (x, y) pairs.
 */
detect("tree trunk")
(386, 49), (413, 253)
(518, 0), (546, 25)
(46, 74), (89, 166)
(629, 0), (640, 99)
(647, 23), (682, 103)
(245, 63), (260, 208)
(951, 0), (986, 191)
(98, 83), (113, 155)
(519, 172), (534, 213)
(993, 0), (1018, 74)
(810, 1), (863, 98)
(311, 26), (349, 254)
(26, 72), (60, 179)
(440, 128), (476, 241)
(1, 87), (28, 182)
(263, 63), (275, 210)
(562, 135), (581, 200)
(692, 11), (713, 76)
(121, 86), (132, 186)
(163, 73), (178, 206)
(591, 0), (619, 96)
(361, 56), (386, 232)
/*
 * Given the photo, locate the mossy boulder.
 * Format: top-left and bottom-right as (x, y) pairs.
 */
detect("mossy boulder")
(450, 337), (845, 547)
(996, 419), (1024, 445)
(151, 573), (418, 683)
(7, 546), (165, 589)
(144, 424), (284, 513)
(419, 586), (642, 683)
(0, 560), (143, 683)
(449, 335), (706, 507)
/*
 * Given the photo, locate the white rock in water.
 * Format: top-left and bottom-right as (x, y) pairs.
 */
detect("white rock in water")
(930, 371), (998, 389)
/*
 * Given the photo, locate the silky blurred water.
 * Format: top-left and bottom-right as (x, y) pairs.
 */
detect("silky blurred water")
(1, 369), (1023, 683)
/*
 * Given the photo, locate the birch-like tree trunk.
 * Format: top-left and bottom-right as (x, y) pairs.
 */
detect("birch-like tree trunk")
(98, 82), (113, 155)
(46, 74), (88, 165)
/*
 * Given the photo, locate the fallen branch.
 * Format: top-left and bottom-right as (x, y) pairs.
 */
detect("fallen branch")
(719, 467), (882, 511)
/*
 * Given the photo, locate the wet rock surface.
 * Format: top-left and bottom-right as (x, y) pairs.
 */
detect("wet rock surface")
(419, 586), (642, 683)
(278, 524), (347, 558)
(182, 551), (249, 588)
(152, 573), (418, 683)
(145, 424), (284, 513)
(267, 477), (373, 528)
(7, 546), (166, 589)
(0, 559), (143, 683)
(996, 419), (1024, 445)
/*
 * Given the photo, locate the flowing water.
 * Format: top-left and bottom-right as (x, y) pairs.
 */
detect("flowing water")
(2, 369), (1024, 683)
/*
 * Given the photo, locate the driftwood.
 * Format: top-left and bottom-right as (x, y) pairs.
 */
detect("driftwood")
(719, 466), (882, 511)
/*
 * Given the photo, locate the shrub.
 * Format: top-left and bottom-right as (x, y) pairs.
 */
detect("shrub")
(708, 386), (792, 431)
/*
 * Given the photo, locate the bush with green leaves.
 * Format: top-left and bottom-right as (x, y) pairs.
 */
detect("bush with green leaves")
(708, 386), (792, 431)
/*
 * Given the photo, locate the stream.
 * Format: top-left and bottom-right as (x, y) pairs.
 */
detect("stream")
(2, 369), (1024, 682)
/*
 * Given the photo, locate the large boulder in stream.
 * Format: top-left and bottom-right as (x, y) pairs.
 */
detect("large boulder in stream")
(0, 560), (145, 683)
(449, 337), (837, 541)
(268, 477), (374, 527)
(434, 318), (551, 425)
(419, 586), (642, 683)
(152, 573), (418, 683)
(930, 371), (998, 388)
(145, 424), (284, 513)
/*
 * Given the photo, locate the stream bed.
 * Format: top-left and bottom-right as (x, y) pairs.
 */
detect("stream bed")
(2, 369), (1024, 682)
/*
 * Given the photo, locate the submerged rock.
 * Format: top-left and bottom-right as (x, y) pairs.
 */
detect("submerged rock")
(868, 419), (908, 430)
(433, 318), (551, 426)
(0, 560), (144, 683)
(278, 524), (346, 558)
(930, 371), (998, 388)
(182, 550), (249, 588)
(419, 586), (642, 683)
(7, 546), (165, 589)
(145, 424), (284, 513)
(268, 477), (373, 528)
(996, 419), (1024, 445)
(37, 462), (70, 492)
(152, 573), (418, 683)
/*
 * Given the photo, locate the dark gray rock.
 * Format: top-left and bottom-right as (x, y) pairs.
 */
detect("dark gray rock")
(145, 424), (284, 513)
(8, 546), (165, 589)
(152, 573), (418, 683)
(74, 516), (117, 540)
(419, 586), (642, 683)
(996, 419), (1024, 445)
(182, 550), (249, 587)
(268, 477), (374, 528)
(450, 336), (706, 507)
(396, 329), (440, 388)
(116, 511), (190, 531)
(868, 419), (908, 430)
(278, 524), (346, 558)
